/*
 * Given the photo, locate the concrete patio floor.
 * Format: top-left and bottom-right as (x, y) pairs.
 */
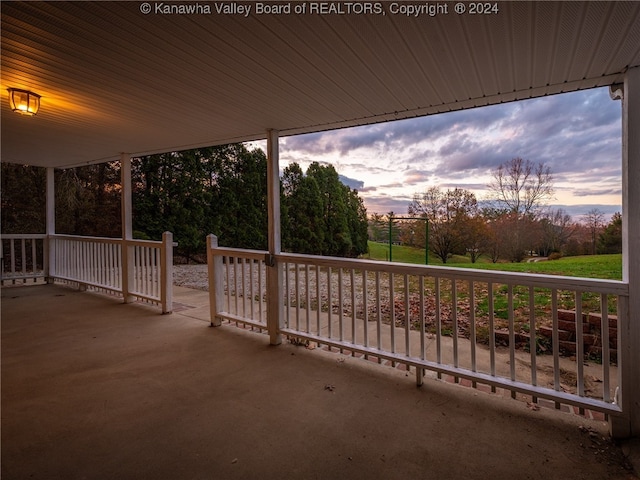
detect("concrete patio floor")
(2, 283), (638, 479)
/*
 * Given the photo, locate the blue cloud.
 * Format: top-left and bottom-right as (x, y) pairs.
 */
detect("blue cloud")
(280, 87), (621, 207)
(338, 174), (364, 190)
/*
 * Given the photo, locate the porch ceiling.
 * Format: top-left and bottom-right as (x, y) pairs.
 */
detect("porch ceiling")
(2, 1), (640, 169)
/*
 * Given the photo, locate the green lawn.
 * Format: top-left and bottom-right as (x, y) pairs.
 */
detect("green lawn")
(364, 241), (622, 280)
(366, 241), (430, 264)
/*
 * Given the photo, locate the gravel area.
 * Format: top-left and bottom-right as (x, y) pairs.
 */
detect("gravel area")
(174, 263), (392, 316)
(173, 264), (210, 291)
(174, 263), (466, 332)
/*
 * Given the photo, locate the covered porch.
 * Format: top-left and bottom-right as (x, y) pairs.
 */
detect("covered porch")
(2, 283), (635, 479)
(2, 1), (640, 469)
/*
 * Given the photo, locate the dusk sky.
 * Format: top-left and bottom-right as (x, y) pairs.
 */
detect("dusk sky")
(250, 86), (622, 220)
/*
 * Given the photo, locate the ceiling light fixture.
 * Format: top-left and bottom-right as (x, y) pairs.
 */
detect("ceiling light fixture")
(7, 88), (41, 115)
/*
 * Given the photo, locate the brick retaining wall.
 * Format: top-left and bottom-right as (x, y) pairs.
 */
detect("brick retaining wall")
(536, 309), (617, 363)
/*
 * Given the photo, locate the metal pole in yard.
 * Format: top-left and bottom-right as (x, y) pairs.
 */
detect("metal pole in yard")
(388, 214), (393, 262)
(425, 218), (429, 265)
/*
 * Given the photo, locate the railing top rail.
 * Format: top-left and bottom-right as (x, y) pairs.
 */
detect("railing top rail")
(277, 252), (628, 295)
(126, 239), (166, 248)
(49, 234), (165, 247)
(50, 234), (123, 243)
(208, 246), (268, 261)
(1, 233), (47, 240)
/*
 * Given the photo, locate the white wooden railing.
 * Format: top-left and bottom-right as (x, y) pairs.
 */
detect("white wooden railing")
(1, 233), (174, 313)
(207, 236), (268, 331)
(51, 233), (173, 312)
(207, 235), (629, 418)
(1, 234), (47, 283)
(52, 234), (123, 291)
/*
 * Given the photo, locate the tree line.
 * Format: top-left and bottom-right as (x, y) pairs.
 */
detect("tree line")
(1, 144), (369, 261)
(368, 158), (622, 263)
(2, 153), (620, 264)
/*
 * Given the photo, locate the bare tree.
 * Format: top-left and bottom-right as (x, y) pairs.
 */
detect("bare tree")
(582, 208), (605, 255)
(463, 215), (489, 263)
(538, 208), (576, 256)
(409, 186), (478, 263)
(487, 158), (554, 262)
(484, 219), (502, 263)
(488, 157), (554, 219)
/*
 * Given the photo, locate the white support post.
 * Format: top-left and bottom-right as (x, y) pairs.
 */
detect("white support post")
(207, 234), (223, 327)
(266, 129), (283, 345)
(160, 231), (173, 314)
(610, 66), (640, 438)
(45, 167), (55, 282)
(121, 153), (135, 303)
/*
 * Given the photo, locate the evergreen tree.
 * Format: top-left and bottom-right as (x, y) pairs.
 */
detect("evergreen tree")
(282, 162), (368, 257)
(210, 145), (268, 250)
(1, 164), (46, 234)
(4, 146), (368, 260)
(133, 150), (210, 260)
(597, 212), (622, 254)
(282, 164), (324, 254)
(306, 162), (351, 256)
(346, 188), (369, 256)
(368, 213), (387, 243)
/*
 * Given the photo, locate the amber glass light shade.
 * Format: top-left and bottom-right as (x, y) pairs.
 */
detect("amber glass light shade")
(8, 88), (40, 115)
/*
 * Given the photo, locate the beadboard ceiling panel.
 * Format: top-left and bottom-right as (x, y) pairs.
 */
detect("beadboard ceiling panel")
(2, 1), (639, 168)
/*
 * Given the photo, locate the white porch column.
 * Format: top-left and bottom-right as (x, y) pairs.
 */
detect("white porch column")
(611, 65), (640, 438)
(45, 167), (55, 282)
(160, 231), (173, 314)
(207, 234), (223, 327)
(266, 129), (283, 345)
(121, 153), (133, 240)
(120, 153), (135, 303)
